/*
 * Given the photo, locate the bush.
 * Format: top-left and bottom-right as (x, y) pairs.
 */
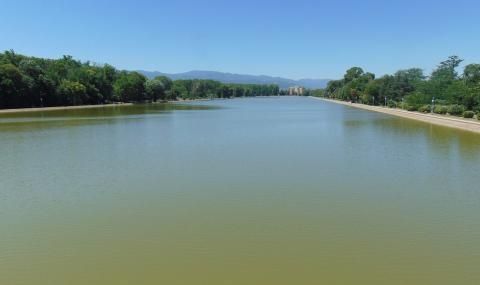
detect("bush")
(405, 105), (418, 111)
(418, 105), (431, 113)
(398, 102), (410, 110)
(463, 111), (475, 118)
(447, 105), (465, 116)
(434, 105), (448, 115)
(387, 100), (397, 108)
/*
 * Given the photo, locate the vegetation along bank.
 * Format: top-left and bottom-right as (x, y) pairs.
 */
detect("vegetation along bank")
(318, 56), (480, 121)
(0, 50), (280, 110)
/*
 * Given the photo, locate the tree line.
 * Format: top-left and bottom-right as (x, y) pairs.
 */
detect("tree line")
(322, 56), (480, 118)
(0, 50), (280, 109)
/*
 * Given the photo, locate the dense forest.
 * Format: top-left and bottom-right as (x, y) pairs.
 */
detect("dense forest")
(0, 51), (280, 109)
(322, 56), (480, 118)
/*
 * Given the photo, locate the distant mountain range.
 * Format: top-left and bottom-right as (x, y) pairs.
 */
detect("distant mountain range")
(137, 70), (330, 89)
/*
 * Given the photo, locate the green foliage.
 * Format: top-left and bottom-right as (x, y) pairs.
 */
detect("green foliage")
(167, 80), (279, 100)
(344, 67), (364, 82)
(418, 105), (431, 113)
(113, 72), (146, 102)
(444, 81), (469, 105)
(433, 105), (448, 115)
(57, 80), (87, 105)
(387, 100), (397, 108)
(310, 89), (324, 97)
(145, 78), (165, 101)
(406, 105), (418, 111)
(2, 51), (479, 113)
(463, 111), (475, 118)
(154, 76), (173, 90)
(464, 64), (480, 85)
(325, 55), (480, 113)
(325, 67), (376, 102)
(404, 91), (428, 106)
(168, 81), (188, 99)
(0, 63), (28, 108)
(431, 56), (463, 84)
(447, 104), (465, 116)
(363, 80), (380, 105)
(0, 51), (281, 109)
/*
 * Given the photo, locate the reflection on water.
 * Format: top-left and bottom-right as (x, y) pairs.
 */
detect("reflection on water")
(342, 110), (480, 162)
(0, 103), (219, 131)
(0, 97), (479, 285)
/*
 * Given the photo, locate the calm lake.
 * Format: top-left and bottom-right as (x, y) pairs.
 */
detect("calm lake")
(1, 96), (479, 285)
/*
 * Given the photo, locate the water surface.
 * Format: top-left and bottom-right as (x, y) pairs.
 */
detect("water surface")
(1, 97), (479, 285)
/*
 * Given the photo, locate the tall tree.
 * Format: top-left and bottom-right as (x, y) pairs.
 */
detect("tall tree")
(0, 63), (27, 108)
(145, 78), (165, 101)
(57, 80), (87, 105)
(113, 72), (146, 102)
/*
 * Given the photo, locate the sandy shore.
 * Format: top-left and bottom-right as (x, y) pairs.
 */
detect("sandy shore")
(312, 97), (480, 134)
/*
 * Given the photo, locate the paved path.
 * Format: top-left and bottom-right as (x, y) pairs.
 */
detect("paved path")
(312, 97), (480, 134)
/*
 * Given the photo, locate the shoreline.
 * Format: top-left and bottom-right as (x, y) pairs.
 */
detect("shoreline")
(0, 102), (135, 114)
(0, 99), (214, 114)
(311, 97), (480, 134)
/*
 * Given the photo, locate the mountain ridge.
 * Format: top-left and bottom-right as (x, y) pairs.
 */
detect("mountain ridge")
(137, 70), (330, 89)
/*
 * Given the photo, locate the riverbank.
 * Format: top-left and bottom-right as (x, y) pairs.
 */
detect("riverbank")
(312, 97), (480, 134)
(0, 102), (136, 114)
(0, 98), (216, 114)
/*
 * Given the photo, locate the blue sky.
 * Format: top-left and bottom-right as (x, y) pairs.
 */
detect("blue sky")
(1, 0), (479, 79)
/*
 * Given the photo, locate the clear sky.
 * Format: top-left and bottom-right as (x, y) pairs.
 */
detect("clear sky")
(1, 0), (479, 79)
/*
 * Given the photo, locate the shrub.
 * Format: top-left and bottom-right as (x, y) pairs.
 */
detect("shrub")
(387, 100), (397, 108)
(398, 102), (408, 110)
(447, 105), (465, 116)
(418, 105), (431, 113)
(434, 105), (448, 115)
(405, 105), (418, 111)
(463, 111), (475, 118)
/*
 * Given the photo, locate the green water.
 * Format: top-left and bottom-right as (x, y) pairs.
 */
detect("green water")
(1, 97), (479, 285)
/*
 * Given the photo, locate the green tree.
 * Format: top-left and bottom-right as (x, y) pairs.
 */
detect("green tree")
(344, 67), (364, 82)
(154, 76), (173, 91)
(57, 80), (87, 105)
(464, 64), (480, 85)
(0, 63), (27, 108)
(113, 72), (146, 102)
(168, 81), (188, 100)
(0, 51), (281, 109)
(363, 80), (381, 104)
(145, 78), (165, 101)
(432, 55), (463, 81)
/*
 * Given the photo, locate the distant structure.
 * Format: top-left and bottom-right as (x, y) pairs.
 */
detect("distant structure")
(288, 86), (305, 96)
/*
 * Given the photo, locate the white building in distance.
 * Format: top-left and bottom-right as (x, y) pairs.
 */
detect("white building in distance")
(288, 86), (305, 96)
